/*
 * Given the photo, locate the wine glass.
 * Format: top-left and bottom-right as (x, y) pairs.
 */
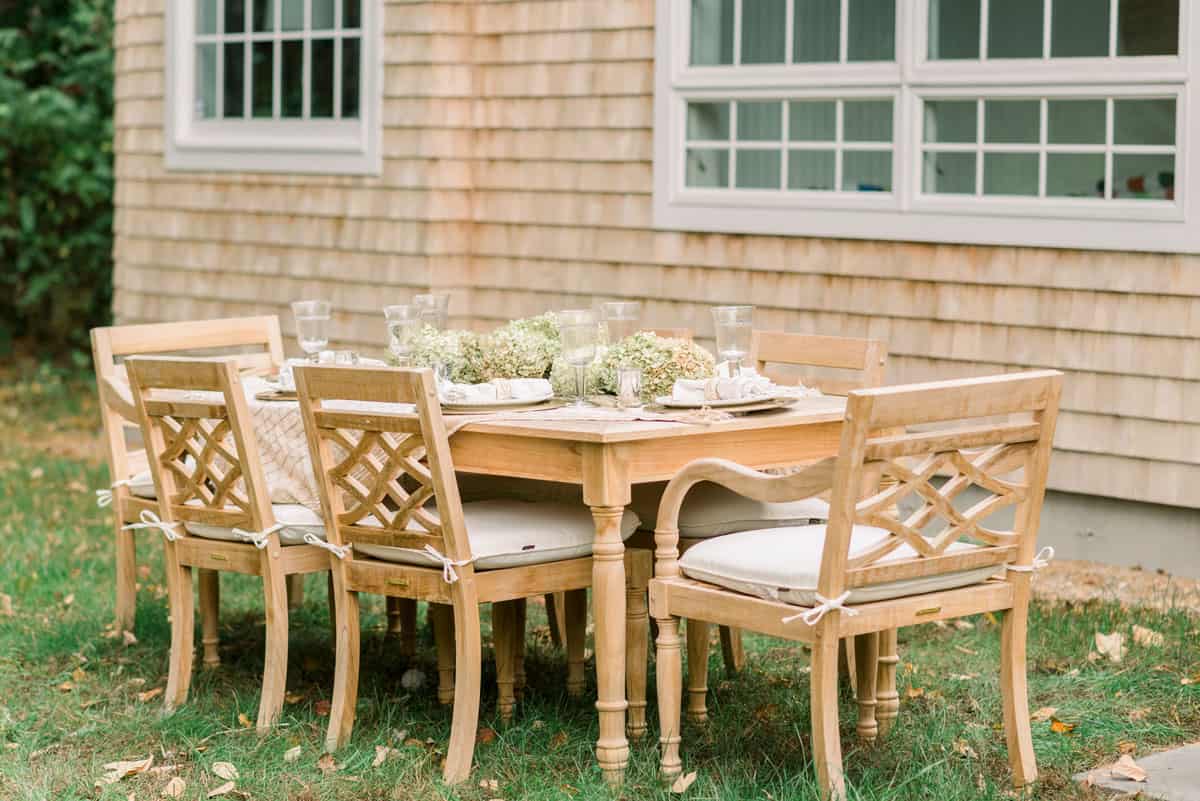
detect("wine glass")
(558, 309), (598, 407)
(712, 305), (753, 377)
(384, 304), (421, 366)
(413, 293), (450, 330)
(600, 301), (641, 346)
(291, 300), (332, 362)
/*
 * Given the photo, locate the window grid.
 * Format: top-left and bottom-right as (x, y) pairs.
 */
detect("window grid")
(703, 0), (887, 67)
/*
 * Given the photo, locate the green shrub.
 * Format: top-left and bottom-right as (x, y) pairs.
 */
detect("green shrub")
(0, 1), (114, 358)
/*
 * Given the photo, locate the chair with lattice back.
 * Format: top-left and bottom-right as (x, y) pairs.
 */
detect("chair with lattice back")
(125, 356), (335, 732)
(293, 364), (649, 785)
(651, 370), (1062, 799)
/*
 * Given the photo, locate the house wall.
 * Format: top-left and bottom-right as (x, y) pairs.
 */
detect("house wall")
(112, 0), (1200, 510)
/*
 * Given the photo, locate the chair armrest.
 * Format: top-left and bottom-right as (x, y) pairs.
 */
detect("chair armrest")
(99, 374), (138, 422)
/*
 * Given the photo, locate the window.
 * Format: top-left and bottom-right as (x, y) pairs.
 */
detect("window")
(166, 0), (380, 174)
(654, 0), (1199, 252)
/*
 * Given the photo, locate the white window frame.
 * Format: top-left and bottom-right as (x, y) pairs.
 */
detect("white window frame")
(654, 0), (1200, 253)
(165, 0), (382, 175)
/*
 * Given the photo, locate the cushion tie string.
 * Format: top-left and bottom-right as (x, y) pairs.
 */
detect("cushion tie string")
(781, 591), (859, 626)
(233, 523), (286, 550)
(122, 510), (181, 542)
(302, 533), (352, 560)
(96, 479), (135, 508)
(422, 545), (475, 584)
(1006, 545), (1055, 573)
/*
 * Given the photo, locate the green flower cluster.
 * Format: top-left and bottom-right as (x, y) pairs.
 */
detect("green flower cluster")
(549, 345), (607, 397)
(385, 325), (481, 383)
(465, 313), (563, 381)
(594, 332), (715, 401)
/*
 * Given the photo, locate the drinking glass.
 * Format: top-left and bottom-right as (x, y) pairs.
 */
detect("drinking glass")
(616, 366), (643, 409)
(384, 304), (421, 366)
(600, 301), (642, 346)
(558, 309), (598, 407)
(413, 293), (450, 330)
(712, 305), (753, 377)
(292, 300), (332, 362)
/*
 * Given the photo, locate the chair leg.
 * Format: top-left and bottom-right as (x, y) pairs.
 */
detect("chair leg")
(811, 632), (846, 801)
(655, 614), (684, 781)
(718, 626), (745, 676)
(163, 549), (194, 713)
(875, 628), (899, 736)
(492, 601), (517, 723)
(443, 601), (482, 785)
(564, 588), (587, 698)
(839, 637), (858, 696)
(625, 581), (649, 740)
(198, 569), (220, 668)
(513, 598), (527, 699)
(853, 632), (879, 742)
(430, 603), (455, 705)
(256, 566), (290, 733)
(398, 598), (418, 659)
(114, 517), (137, 632)
(325, 585), (360, 751)
(326, 572), (337, 644)
(1001, 604), (1037, 787)
(285, 573), (305, 610)
(545, 592), (567, 649)
(685, 619), (710, 723)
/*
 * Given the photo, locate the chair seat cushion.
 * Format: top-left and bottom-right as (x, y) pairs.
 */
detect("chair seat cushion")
(128, 469), (157, 499)
(630, 481), (829, 539)
(184, 504), (325, 546)
(679, 525), (1001, 606)
(356, 499), (640, 570)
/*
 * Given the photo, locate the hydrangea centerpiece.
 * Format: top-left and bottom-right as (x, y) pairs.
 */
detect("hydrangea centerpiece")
(593, 332), (715, 401)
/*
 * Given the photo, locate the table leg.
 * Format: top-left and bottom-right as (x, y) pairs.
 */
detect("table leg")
(876, 627), (900, 736)
(590, 505), (629, 786)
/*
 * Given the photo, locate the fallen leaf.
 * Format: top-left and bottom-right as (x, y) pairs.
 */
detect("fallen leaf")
(96, 756), (154, 786)
(476, 727), (497, 744)
(953, 645), (977, 655)
(212, 762), (238, 781)
(1182, 672), (1200, 686)
(0, 594), (12, 617)
(284, 692), (304, 705)
(72, 666), (86, 682)
(949, 673), (980, 681)
(30, 467), (43, 480)
(1117, 740), (1137, 754)
(314, 699), (331, 716)
(906, 687), (925, 699)
(57, 681), (75, 693)
(207, 781), (235, 798)
(479, 779), (500, 792)
(1030, 706), (1057, 722)
(284, 746), (301, 763)
(670, 771), (698, 794)
(161, 776), (186, 797)
(236, 713), (252, 728)
(372, 745), (399, 767)
(1095, 631), (1125, 663)
(1110, 754), (1147, 782)
(137, 688), (164, 703)
(1128, 708), (1150, 721)
(122, 630), (138, 646)
(1132, 625), (1164, 648)
(753, 703), (779, 722)
(952, 739), (978, 759)
(316, 753), (339, 774)
(403, 738), (424, 748)
(1050, 717), (1076, 735)
(549, 731), (569, 749)
(62, 594), (75, 607)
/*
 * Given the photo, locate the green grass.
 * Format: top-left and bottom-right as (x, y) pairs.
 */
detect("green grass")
(0, 364), (1197, 800)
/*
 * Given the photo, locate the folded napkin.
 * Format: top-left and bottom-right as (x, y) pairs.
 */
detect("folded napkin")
(439, 377), (553, 404)
(672, 368), (775, 403)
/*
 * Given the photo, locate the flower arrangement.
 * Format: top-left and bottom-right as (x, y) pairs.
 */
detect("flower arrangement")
(466, 313), (562, 381)
(386, 325), (482, 383)
(594, 332), (715, 401)
(550, 350), (605, 397)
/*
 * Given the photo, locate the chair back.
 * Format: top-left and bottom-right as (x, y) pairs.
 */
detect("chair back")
(125, 356), (275, 537)
(817, 371), (1063, 600)
(293, 365), (473, 569)
(752, 331), (887, 395)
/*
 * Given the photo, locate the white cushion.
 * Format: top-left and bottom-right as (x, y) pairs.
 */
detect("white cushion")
(629, 481), (829, 539)
(129, 470), (157, 499)
(184, 504), (326, 546)
(356, 499), (640, 570)
(679, 524), (1001, 606)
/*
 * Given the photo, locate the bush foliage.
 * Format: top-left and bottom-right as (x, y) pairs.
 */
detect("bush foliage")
(0, 1), (114, 355)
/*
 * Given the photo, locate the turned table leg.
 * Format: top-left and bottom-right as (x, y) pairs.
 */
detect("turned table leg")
(589, 505), (629, 786)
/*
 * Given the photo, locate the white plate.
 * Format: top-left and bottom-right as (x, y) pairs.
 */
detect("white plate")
(654, 394), (793, 409)
(441, 391), (555, 410)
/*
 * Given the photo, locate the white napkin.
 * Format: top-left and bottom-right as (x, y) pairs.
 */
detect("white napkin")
(672, 368), (775, 403)
(439, 377), (553, 404)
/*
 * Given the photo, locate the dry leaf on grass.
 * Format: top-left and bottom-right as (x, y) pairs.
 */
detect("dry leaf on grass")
(122, 630), (138, 646)
(1109, 754), (1148, 782)
(284, 692), (304, 705)
(1132, 625), (1164, 647)
(96, 756), (154, 786)
(1095, 631), (1126, 663)
(1117, 740), (1137, 754)
(161, 776), (186, 797)
(236, 713), (252, 728)
(1030, 706), (1057, 722)
(670, 771), (698, 794)
(372, 746), (399, 767)
(316, 753), (339, 774)
(549, 731), (569, 749)
(905, 687), (925, 699)
(207, 780), (235, 798)
(480, 779), (500, 792)
(212, 762), (238, 781)
(952, 739), (978, 759)
(62, 594), (75, 607)
(1049, 718), (1076, 735)
(1181, 672), (1200, 685)
(137, 688), (164, 703)
(284, 746), (301, 763)
(0, 594), (13, 617)
(476, 727), (497, 744)
(314, 699), (331, 716)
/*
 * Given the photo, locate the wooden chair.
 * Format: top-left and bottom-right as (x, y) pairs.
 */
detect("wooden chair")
(125, 356), (335, 730)
(651, 370), (1062, 799)
(293, 364), (651, 784)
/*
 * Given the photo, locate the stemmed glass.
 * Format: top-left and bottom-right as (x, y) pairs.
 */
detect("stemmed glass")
(600, 301), (641, 346)
(291, 300), (331, 362)
(413, 293), (450, 330)
(558, 309), (598, 407)
(384, 304), (421, 366)
(712, 305), (753, 377)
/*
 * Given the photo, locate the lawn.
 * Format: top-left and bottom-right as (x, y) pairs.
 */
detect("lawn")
(1, 361), (1197, 801)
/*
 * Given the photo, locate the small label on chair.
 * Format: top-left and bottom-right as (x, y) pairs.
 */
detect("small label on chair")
(385, 578), (409, 587)
(210, 553), (228, 562)
(915, 606), (941, 616)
